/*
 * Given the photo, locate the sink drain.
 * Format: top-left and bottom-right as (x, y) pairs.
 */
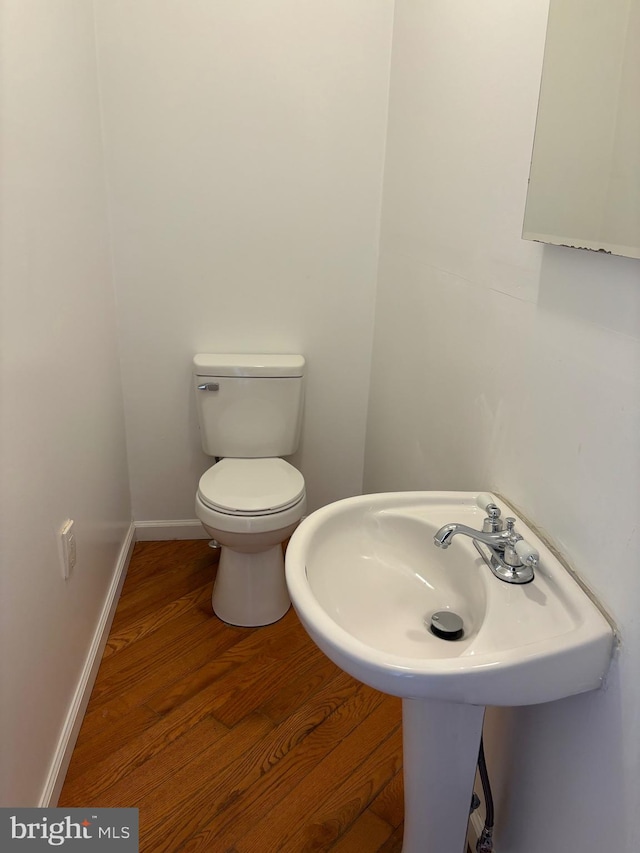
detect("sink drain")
(428, 610), (464, 641)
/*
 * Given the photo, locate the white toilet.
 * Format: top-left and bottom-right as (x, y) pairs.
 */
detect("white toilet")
(193, 353), (307, 626)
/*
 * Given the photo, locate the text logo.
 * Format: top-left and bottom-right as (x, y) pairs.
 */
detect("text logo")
(0, 809), (138, 851)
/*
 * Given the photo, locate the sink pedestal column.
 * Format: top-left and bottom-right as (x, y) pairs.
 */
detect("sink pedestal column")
(401, 698), (486, 853)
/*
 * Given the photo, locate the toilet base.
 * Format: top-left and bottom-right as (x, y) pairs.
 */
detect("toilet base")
(212, 544), (291, 627)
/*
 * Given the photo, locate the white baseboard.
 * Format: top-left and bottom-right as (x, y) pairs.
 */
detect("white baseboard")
(469, 809), (481, 848)
(469, 806), (494, 851)
(39, 522), (136, 807)
(134, 519), (209, 541)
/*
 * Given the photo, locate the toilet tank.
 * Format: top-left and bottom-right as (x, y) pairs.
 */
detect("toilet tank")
(193, 354), (305, 458)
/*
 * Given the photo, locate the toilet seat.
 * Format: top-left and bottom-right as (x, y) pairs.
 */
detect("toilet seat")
(198, 458), (305, 516)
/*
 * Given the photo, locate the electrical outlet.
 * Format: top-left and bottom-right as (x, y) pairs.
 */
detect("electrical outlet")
(59, 519), (77, 579)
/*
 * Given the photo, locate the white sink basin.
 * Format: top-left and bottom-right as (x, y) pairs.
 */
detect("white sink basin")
(285, 491), (614, 853)
(285, 491), (614, 706)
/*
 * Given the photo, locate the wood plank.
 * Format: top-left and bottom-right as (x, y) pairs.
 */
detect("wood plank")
(109, 541), (215, 631)
(175, 672), (383, 853)
(103, 582), (211, 659)
(274, 726), (403, 852)
(329, 810), (394, 853)
(85, 618), (243, 717)
(205, 628), (318, 727)
(375, 824), (404, 852)
(258, 642), (339, 724)
(234, 688), (400, 853)
(58, 540), (479, 853)
(369, 770), (404, 830)
(143, 609), (303, 717)
(59, 675), (234, 804)
(93, 593), (214, 694)
(137, 678), (378, 852)
(62, 703), (161, 785)
(91, 713), (269, 810)
(108, 559), (212, 633)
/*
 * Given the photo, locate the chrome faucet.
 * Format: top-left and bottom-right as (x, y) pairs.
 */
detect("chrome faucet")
(434, 495), (539, 584)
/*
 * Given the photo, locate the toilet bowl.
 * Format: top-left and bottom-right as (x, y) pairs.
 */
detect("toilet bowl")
(195, 457), (306, 626)
(193, 353), (306, 626)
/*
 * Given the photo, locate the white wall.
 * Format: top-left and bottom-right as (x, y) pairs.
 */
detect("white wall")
(0, 0), (131, 805)
(93, 0), (393, 519)
(364, 2), (640, 851)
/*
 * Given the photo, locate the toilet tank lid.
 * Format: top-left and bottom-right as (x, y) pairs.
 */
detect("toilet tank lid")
(193, 353), (305, 378)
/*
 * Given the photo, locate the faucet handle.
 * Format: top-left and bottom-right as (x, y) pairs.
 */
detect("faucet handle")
(514, 539), (539, 567)
(476, 493), (497, 513)
(477, 494), (503, 532)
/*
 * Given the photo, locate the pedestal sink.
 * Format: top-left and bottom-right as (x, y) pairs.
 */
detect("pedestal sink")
(284, 492), (614, 853)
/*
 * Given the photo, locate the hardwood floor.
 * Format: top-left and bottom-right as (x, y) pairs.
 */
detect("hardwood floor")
(59, 540), (406, 852)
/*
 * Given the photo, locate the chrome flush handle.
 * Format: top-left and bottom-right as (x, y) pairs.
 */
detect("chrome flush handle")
(197, 382), (219, 391)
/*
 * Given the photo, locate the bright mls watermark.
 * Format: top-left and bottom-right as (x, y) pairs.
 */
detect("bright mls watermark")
(0, 809), (138, 851)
